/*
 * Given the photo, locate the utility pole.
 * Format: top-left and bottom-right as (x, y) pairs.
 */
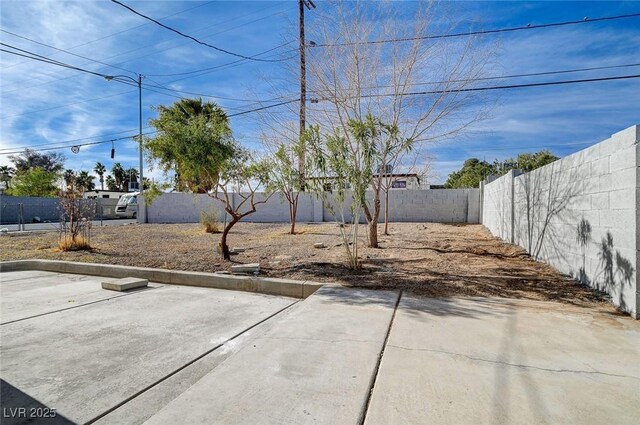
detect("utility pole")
(299, 0), (315, 190)
(105, 73), (145, 222)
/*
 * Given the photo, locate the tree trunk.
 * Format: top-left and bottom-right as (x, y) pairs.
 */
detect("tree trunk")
(289, 194), (299, 235)
(220, 216), (239, 260)
(368, 219), (378, 248)
(383, 187), (390, 235)
(362, 196), (381, 248)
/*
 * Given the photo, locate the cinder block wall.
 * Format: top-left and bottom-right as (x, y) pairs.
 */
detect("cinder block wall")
(146, 189), (480, 225)
(0, 196), (61, 224)
(482, 125), (639, 318)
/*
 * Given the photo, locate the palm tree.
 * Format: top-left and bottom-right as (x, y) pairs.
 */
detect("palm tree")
(105, 175), (118, 191)
(124, 167), (139, 191)
(94, 162), (106, 190)
(63, 169), (76, 188)
(76, 171), (95, 192)
(111, 163), (126, 191)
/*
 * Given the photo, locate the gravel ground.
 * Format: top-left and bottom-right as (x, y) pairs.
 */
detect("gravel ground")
(0, 222), (608, 307)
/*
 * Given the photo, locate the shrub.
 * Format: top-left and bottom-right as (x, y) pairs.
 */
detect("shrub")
(58, 234), (91, 251)
(200, 208), (221, 233)
(58, 180), (95, 251)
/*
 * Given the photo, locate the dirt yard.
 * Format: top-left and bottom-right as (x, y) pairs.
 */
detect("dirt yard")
(0, 222), (607, 306)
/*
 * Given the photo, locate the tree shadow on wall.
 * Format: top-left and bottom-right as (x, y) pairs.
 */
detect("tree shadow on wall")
(585, 231), (636, 311)
(514, 162), (585, 262)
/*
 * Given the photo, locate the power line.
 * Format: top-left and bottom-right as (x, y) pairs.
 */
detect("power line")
(312, 12), (640, 47)
(0, 3), (288, 93)
(309, 63), (640, 95)
(0, 44), (113, 79)
(145, 42), (297, 77)
(142, 81), (295, 103)
(0, 28), (137, 76)
(319, 74), (640, 101)
(0, 44), (257, 117)
(228, 99), (300, 117)
(0, 132), (155, 156)
(138, 84), (252, 112)
(0, 1), (217, 71)
(0, 128), (153, 152)
(0, 89), (136, 119)
(110, 0), (289, 63)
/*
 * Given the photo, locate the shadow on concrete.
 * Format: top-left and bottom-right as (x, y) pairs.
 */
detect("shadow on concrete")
(0, 379), (76, 425)
(313, 285), (526, 320)
(290, 259), (605, 308)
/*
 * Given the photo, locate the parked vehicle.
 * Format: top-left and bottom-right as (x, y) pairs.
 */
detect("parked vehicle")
(115, 192), (138, 219)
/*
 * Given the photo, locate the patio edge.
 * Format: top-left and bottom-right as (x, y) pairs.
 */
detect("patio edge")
(0, 260), (324, 299)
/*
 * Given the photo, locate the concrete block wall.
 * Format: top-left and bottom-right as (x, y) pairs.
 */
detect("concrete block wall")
(146, 188), (480, 225)
(482, 125), (639, 318)
(0, 196), (111, 224)
(145, 192), (323, 224)
(0, 195), (61, 224)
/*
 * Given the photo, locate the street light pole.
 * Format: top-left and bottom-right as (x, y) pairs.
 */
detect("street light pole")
(105, 73), (145, 223)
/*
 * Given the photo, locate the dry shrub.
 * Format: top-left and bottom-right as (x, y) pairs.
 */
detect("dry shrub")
(58, 235), (91, 251)
(58, 181), (95, 251)
(200, 208), (221, 233)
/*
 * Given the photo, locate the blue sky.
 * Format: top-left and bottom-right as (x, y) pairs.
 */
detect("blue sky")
(0, 0), (638, 184)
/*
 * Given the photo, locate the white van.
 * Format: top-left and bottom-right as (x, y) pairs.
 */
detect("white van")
(115, 192), (139, 219)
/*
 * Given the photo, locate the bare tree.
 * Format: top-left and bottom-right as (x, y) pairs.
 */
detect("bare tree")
(304, 0), (493, 247)
(203, 149), (274, 260)
(261, 122), (307, 234)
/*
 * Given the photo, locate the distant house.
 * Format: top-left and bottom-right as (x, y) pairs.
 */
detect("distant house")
(381, 173), (421, 190)
(309, 173), (423, 191)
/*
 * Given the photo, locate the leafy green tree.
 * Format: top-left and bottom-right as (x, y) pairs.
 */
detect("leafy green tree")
(446, 150), (560, 188)
(445, 158), (495, 188)
(94, 162), (106, 190)
(9, 149), (65, 173)
(265, 133), (308, 235)
(306, 117), (380, 268)
(145, 98), (272, 260)
(512, 150), (558, 172)
(7, 167), (59, 197)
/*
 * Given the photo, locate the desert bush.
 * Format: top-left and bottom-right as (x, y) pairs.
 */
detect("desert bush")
(200, 208), (221, 233)
(58, 234), (91, 251)
(58, 178), (95, 251)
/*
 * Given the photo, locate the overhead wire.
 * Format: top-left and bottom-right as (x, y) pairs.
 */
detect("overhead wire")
(308, 63), (640, 95)
(0, 0), (217, 70)
(0, 28), (137, 76)
(0, 132), (156, 156)
(312, 12), (640, 47)
(0, 127), (154, 152)
(319, 74), (640, 101)
(110, 0), (290, 63)
(0, 2), (288, 92)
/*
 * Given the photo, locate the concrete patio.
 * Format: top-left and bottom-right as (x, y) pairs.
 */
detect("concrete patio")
(0, 270), (638, 424)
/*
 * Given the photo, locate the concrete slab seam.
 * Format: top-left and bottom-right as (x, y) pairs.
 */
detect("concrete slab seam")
(358, 290), (403, 425)
(83, 298), (301, 425)
(0, 286), (162, 326)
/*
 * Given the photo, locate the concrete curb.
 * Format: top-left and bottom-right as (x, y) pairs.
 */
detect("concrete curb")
(0, 260), (324, 299)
